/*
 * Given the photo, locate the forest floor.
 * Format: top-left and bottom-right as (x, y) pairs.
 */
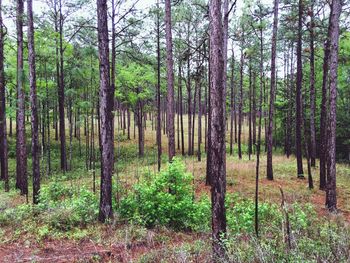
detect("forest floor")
(0, 117), (350, 262)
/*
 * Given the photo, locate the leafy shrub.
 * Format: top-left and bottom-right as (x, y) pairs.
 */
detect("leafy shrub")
(37, 182), (98, 230)
(225, 194), (282, 234)
(119, 158), (210, 230)
(0, 204), (33, 226)
(45, 188), (98, 230)
(38, 181), (73, 205)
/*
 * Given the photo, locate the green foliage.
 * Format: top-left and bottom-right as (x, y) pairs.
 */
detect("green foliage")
(38, 181), (73, 204)
(39, 184), (98, 230)
(119, 158), (210, 231)
(226, 194), (282, 234)
(0, 203), (33, 227)
(0, 182), (100, 232)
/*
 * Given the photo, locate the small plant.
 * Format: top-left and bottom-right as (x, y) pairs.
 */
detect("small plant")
(119, 158), (210, 230)
(225, 194), (282, 234)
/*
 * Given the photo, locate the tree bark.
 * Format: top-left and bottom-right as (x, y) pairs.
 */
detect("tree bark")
(156, 0), (162, 170)
(238, 46), (244, 159)
(209, 0), (226, 258)
(44, 61), (51, 176)
(326, 0), (341, 211)
(295, 0), (304, 178)
(164, 0), (175, 161)
(309, 0), (316, 167)
(27, 0), (40, 204)
(248, 61), (253, 160)
(319, 18), (332, 191)
(16, 0), (28, 196)
(206, 39), (212, 186)
(229, 48), (234, 156)
(0, 0), (9, 191)
(58, 0), (67, 171)
(97, 0), (114, 222)
(179, 62), (185, 156)
(266, 0), (279, 181)
(197, 70), (202, 162)
(286, 43), (294, 158)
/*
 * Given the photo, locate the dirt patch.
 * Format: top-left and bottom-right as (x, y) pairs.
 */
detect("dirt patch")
(0, 230), (205, 263)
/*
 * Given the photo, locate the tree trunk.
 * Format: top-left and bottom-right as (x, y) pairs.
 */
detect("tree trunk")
(187, 50), (192, 155)
(16, 0), (28, 196)
(319, 23), (331, 191)
(137, 90), (144, 157)
(0, 0), (9, 191)
(266, 0), (279, 181)
(295, 0), (304, 178)
(197, 71), (202, 162)
(156, 0), (162, 170)
(255, 5), (265, 236)
(58, 0), (67, 171)
(238, 46), (244, 159)
(229, 49), (234, 156)
(326, 0), (341, 211)
(44, 61), (51, 176)
(164, 0), (175, 161)
(191, 77), (198, 155)
(302, 85), (313, 189)
(286, 43), (294, 158)
(127, 108), (130, 140)
(209, 0), (226, 258)
(179, 62), (185, 156)
(97, 0), (114, 222)
(206, 39), (212, 186)
(252, 72), (256, 150)
(27, 0), (40, 204)
(309, 1), (316, 167)
(248, 61), (253, 160)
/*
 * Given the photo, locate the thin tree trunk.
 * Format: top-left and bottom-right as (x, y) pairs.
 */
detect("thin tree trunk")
(326, 0), (341, 211)
(295, 0), (304, 178)
(255, 6), (265, 235)
(238, 46), (244, 159)
(286, 43), (294, 158)
(137, 89), (144, 157)
(191, 77), (198, 155)
(97, 0), (114, 222)
(16, 0), (27, 196)
(206, 39), (212, 186)
(229, 49), (234, 156)
(187, 46), (192, 155)
(58, 0), (67, 171)
(309, 1), (316, 167)
(319, 24), (331, 191)
(303, 85), (313, 189)
(248, 61), (253, 160)
(164, 0), (175, 161)
(27, 0), (40, 203)
(44, 61), (51, 176)
(156, 0), (161, 170)
(0, 0), (9, 191)
(127, 108), (130, 140)
(198, 71), (202, 162)
(179, 62), (185, 156)
(266, 0), (279, 180)
(9, 90), (12, 137)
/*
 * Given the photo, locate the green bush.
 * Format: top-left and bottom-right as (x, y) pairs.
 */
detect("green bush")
(44, 188), (98, 230)
(226, 194), (282, 234)
(38, 181), (73, 205)
(37, 182), (98, 230)
(119, 158), (210, 230)
(0, 204), (33, 226)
